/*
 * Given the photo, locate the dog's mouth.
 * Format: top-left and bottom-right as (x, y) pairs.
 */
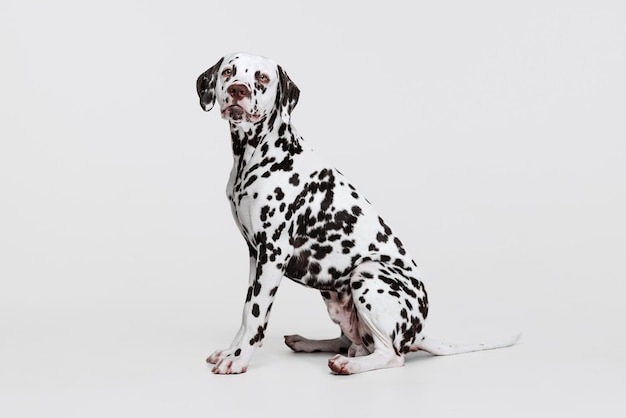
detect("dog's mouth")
(221, 104), (260, 123)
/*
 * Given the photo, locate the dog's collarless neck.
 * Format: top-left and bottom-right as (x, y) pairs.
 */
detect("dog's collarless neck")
(229, 116), (302, 160)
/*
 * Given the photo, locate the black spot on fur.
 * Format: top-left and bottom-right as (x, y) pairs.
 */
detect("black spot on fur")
(260, 142), (269, 156)
(378, 217), (392, 234)
(376, 232), (389, 243)
(243, 174), (258, 189)
(289, 173), (300, 186)
(419, 296), (429, 318)
(393, 237), (406, 255)
(253, 280), (262, 296)
(309, 261), (322, 275)
(272, 222), (286, 241)
(328, 267), (342, 280)
(341, 239), (355, 254)
(260, 205), (272, 222)
(270, 155), (294, 172)
(311, 243), (333, 260)
(249, 326), (265, 346)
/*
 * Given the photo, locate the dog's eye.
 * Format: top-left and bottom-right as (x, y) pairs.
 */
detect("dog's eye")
(222, 68), (232, 77)
(256, 73), (270, 84)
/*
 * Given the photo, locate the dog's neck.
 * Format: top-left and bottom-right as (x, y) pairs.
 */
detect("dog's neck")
(228, 111), (302, 164)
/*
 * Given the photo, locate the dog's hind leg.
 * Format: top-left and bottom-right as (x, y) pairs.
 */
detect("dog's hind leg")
(327, 260), (426, 374)
(284, 333), (351, 354)
(285, 289), (358, 354)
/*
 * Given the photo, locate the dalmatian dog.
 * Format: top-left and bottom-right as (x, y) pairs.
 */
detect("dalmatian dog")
(196, 52), (520, 375)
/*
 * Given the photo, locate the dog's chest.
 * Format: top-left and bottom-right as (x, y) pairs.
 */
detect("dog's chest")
(226, 150), (291, 242)
(226, 164), (256, 236)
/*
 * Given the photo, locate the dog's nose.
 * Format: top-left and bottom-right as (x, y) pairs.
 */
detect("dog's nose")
(227, 84), (250, 101)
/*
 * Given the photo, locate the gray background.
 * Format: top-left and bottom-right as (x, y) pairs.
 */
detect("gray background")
(1, 0), (625, 416)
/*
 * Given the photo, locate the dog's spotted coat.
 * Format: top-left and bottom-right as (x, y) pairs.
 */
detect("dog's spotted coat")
(197, 53), (520, 374)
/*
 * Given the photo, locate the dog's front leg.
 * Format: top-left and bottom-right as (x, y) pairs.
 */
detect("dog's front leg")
(208, 249), (285, 374)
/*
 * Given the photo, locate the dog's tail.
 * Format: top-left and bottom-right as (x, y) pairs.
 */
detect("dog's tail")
(412, 333), (522, 356)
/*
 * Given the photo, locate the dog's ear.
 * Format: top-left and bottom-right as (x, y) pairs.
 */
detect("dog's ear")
(196, 57), (224, 112)
(277, 65), (300, 124)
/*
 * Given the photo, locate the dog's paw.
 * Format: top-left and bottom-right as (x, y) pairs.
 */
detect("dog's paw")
(284, 334), (311, 352)
(207, 347), (249, 374)
(211, 356), (249, 375)
(328, 354), (352, 375)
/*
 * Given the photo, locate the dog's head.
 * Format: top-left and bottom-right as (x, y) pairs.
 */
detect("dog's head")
(196, 53), (300, 125)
